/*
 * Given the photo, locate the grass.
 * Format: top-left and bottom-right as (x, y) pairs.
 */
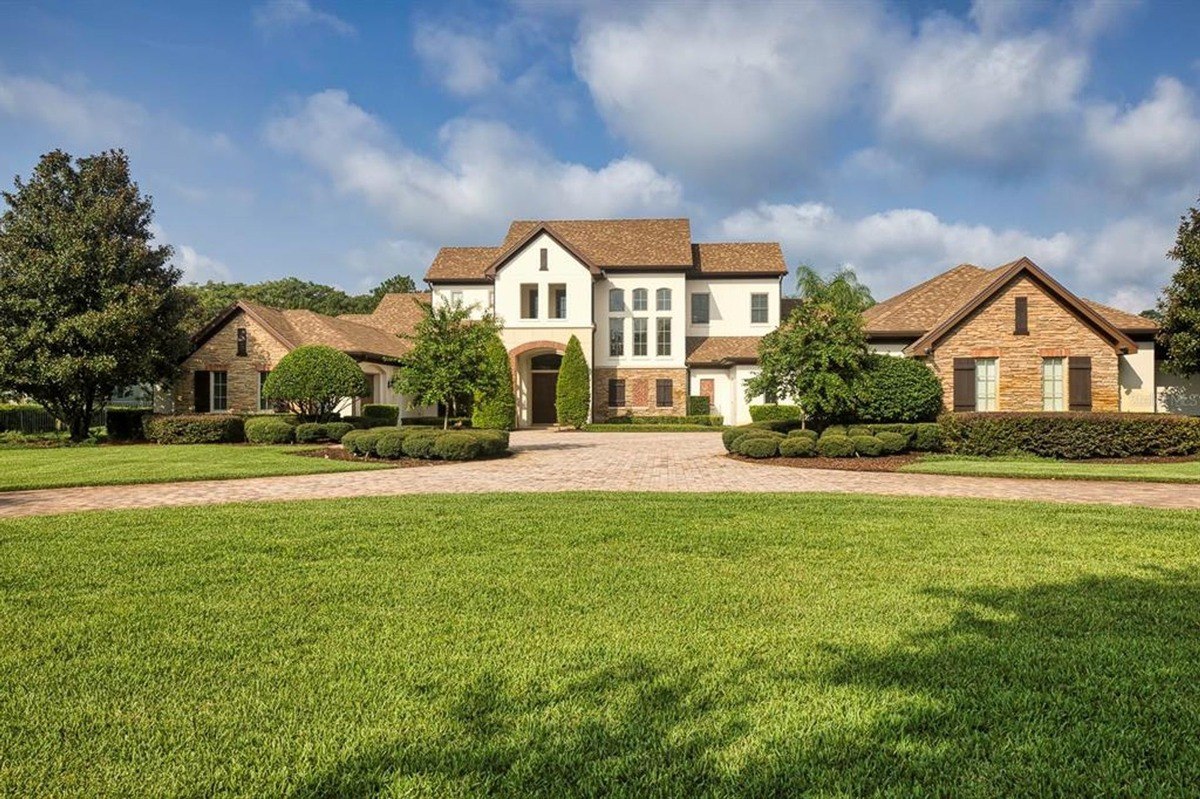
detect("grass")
(903, 453), (1200, 483)
(0, 444), (390, 491)
(3, 492), (1200, 796)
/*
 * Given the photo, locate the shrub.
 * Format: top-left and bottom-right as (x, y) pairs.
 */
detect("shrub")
(402, 431), (440, 459)
(817, 434), (855, 458)
(779, 437), (817, 457)
(373, 429), (408, 459)
(852, 354), (944, 423)
(472, 334), (516, 430)
(749, 418), (804, 433)
(472, 429), (510, 457)
(556, 335), (590, 428)
(939, 412), (1200, 459)
(912, 423), (944, 452)
(325, 422), (355, 442)
(749, 404), (803, 423)
(847, 425), (872, 438)
(787, 428), (819, 441)
(262, 345), (368, 420)
(403, 416), (471, 428)
(876, 431), (909, 454)
(722, 427), (753, 452)
(362, 404), (399, 427)
(735, 435), (780, 458)
(144, 414), (245, 444)
(687, 395), (711, 415)
(294, 422), (329, 443)
(870, 423), (917, 443)
(106, 407), (152, 441)
(245, 416), (295, 444)
(820, 425), (847, 438)
(434, 431), (484, 461)
(852, 435), (884, 456)
(342, 429), (383, 457)
(339, 415), (371, 429)
(603, 414), (723, 426)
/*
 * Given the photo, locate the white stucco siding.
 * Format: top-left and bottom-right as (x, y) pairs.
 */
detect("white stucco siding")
(689, 368), (733, 424)
(1119, 340), (1156, 413)
(685, 277), (781, 338)
(594, 272), (687, 369)
(869, 341), (910, 356)
(492, 233), (594, 330)
(1157, 368), (1200, 415)
(431, 284), (493, 318)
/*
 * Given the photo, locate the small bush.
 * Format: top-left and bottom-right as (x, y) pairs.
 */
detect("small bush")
(876, 431), (909, 454)
(402, 431), (440, 459)
(325, 422), (354, 442)
(939, 412), (1200, 459)
(602, 414), (724, 426)
(912, 423), (944, 452)
(106, 407), (152, 441)
(817, 434), (855, 458)
(245, 416), (296, 444)
(144, 414), (245, 445)
(749, 418), (804, 434)
(362, 404), (400, 427)
(722, 428), (753, 452)
(779, 437), (817, 457)
(342, 429), (383, 457)
(435, 431), (484, 461)
(339, 415), (371, 429)
(820, 425), (847, 438)
(373, 429), (408, 459)
(735, 435), (780, 458)
(294, 422), (329, 443)
(852, 354), (944, 423)
(749, 404), (803, 423)
(687, 395), (711, 415)
(787, 428), (819, 442)
(852, 435), (884, 456)
(472, 429), (510, 457)
(847, 425), (872, 438)
(870, 423), (917, 443)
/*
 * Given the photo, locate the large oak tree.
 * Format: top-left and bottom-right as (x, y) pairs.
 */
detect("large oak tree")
(1158, 196), (1200, 376)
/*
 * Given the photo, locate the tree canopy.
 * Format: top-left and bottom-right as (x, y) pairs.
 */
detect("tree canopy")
(470, 333), (515, 430)
(0, 149), (190, 440)
(555, 335), (590, 428)
(1158, 197), (1200, 375)
(792, 264), (874, 312)
(261, 345), (368, 421)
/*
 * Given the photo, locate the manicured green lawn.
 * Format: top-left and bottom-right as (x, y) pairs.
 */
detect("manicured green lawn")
(903, 454), (1200, 483)
(3, 492), (1199, 796)
(0, 444), (389, 491)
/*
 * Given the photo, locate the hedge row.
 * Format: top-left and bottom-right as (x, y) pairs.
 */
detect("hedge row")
(723, 421), (943, 459)
(341, 428), (508, 461)
(144, 415), (246, 444)
(748, 404), (803, 423)
(940, 412), (1200, 459)
(601, 414), (724, 426)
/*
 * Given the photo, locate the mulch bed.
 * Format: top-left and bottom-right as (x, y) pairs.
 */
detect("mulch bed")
(727, 453), (921, 472)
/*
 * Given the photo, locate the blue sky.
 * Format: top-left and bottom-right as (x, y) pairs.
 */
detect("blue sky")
(2, 0), (1198, 311)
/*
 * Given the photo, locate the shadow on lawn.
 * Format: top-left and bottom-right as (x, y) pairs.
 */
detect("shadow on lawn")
(292, 569), (1200, 797)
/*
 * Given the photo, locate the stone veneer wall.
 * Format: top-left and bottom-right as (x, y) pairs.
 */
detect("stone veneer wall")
(592, 367), (688, 421)
(173, 310), (291, 413)
(924, 274), (1120, 412)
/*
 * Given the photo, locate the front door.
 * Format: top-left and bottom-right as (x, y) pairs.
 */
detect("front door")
(531, 372), (558, 425)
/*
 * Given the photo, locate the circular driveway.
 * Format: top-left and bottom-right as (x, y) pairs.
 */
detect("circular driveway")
(2, 430), (1200, 518)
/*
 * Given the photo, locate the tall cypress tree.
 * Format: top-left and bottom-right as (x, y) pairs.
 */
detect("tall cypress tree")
(555, 335), (590, 428)
(471, 334), (515, 430)
(1158, 197), (1200, 375)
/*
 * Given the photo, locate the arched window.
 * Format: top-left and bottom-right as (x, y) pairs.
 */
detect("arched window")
(609, 288), (625, 312)
(632, 288), (648, 311)
(656, 288), (672, 311)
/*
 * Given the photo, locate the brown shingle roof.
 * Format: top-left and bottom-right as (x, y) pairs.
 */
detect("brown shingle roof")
(502, 219), (693, 269)
(690, 243), (787, 276)
(425, 247), (502, 281)
(685, 336), (762, 366)
(339, 292), (430, 337)
(1082, 299), (1159, 334)
(279, 309), (411, 359)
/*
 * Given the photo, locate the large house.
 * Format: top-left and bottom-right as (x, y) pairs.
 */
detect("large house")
(169, 217), (1186, 425)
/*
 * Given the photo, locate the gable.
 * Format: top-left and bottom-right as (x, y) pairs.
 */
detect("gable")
(488, 229), (600, 281)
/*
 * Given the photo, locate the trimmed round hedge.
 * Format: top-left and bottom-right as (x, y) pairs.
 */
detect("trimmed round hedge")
(245, 417), (295, 444)
(294, 422), (327, 443)
(342, 427), (512, 461)
(787, 428), (819, 442)
(817, 434), (855, 458)
(434, 432), (484, 461)
(852, 435), (884, 457)
(342, 429), (383, 457)
(735, 435), (780, 458)
(261, 345), (368, 420)
(820, 425), (847, 439)
(779, 437), (817, 457)
(325, 422), (354, 442)
(144, 414), (245, 445)
(875, 431), (909, 454)
(401, 431), (441, 459)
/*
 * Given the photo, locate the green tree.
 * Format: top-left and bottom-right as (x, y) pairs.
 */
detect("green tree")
(393, 299), (502, 429)
(262, 345), (368, 421)
(852, 354), (943, 422)
(471, 333), (515, 430)
(748, 270), (869, 426)
(1158, 197), (1200, 375)
(370, 274), (417, 300)
(792, 263), (874, 313)
(0, 149), (190, 440)
(555, 335), (590, 428)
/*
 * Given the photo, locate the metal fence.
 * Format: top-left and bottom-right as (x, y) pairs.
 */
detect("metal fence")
(0, 407), (108, 434)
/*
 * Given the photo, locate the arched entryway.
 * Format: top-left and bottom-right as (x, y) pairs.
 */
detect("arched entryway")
(528, 352), (562, 425)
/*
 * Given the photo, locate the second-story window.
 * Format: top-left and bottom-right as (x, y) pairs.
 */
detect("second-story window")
(750, 293), (769, 324)
(236, 327), (247, 357)
(632, 288), (647, 311)
(656, 317), (671, 356)
(692, 293), (710, 324)
(450, 290), (463, 306)
(609, 288), (625, 312)
(609, 317), (624, 356)
(550, 284), (567, 319)
(521, 284), (539, 319)
(656, 288), (672, 311)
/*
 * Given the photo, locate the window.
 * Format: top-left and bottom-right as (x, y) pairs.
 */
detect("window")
(975, 358), (997, 412)
(364, 373), (379, 404)
(632, 288), (647, 311)
(609, 317), (624, 356)
(258, 371), (270, 411)
(1015, 296), (1029, 335)
(521, 284), (539, 319)
(450, 290), (464, 306)
(211, 371), (228, 412)
(656, 379), (673, 407)
(656, 317), (671, 356)
(1042, 357), (1064, 411)
(539, 247), (548, 271)
(609, 288), (625, 312)
(750, 293), (769, 324)
(633, 318), (648, 356)
(656, 288), (671, 311)
(692, 293), (710, 324)
(608, 378), (626, 407)
(550, 284), (567, 319)
(236, 328), (247, 357)
(530, 353), (561, 370)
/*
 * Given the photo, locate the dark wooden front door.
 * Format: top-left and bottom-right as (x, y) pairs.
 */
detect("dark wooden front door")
(531, 372), (558, 424)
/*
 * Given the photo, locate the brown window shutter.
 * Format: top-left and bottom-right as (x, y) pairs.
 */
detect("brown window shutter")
(953, 358), (976, 411)
(1069, 356), (1092, 411)
(1015, 297), (1028, 335)
(193, 370), (211, 413)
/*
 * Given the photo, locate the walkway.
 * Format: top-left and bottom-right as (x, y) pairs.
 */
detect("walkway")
(2, 430), (1199, 518)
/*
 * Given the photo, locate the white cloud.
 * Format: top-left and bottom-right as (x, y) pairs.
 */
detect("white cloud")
(571, 1), (893, 189)
(264, 89), (682, 242)
(342, 238), (437, 292)
(253, 0), (355, 37)
(716, 201), (1172, 310)
(1084, 76), (1200, 193)
(413, 24), (500, 96)
(175, 244), (233, 283)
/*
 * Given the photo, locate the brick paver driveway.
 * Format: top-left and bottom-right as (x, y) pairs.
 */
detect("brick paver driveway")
(2, 430), (1200, 518)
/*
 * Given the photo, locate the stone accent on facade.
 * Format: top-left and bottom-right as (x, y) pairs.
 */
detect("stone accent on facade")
(173, 310), (291, 414)
(924, 274), (1120, 412)
(592, 367), (689, 420)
